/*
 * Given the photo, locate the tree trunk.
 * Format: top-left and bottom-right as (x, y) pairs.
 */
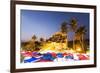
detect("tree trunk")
(66, 35), (68, 49)
(73, 36), (75, 50)
(81, 34), (85, 53)
(73, 32), (76, 50)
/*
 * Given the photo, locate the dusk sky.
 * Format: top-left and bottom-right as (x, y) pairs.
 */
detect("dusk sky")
(21, 10), (89, 41)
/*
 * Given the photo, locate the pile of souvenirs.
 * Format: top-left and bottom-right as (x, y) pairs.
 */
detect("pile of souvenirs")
(21, 51), (89, 63)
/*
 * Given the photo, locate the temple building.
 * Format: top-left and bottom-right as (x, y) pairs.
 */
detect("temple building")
(39, 31), (68, 53)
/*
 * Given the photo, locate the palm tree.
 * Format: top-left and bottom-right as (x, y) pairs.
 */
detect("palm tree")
(70, 18), (78, 50)
(75, 25), (87, 52)
(60, 21), (69, 47)
(60, 21), (68, 33)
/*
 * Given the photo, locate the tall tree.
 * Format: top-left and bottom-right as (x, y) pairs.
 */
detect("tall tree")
(60, 21), (69, 49)
(60, 21), (68, 33)
(70, 18), (78, 50)
(75, 25), (87, 52)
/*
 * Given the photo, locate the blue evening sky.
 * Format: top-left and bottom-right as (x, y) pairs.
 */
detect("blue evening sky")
(21, 10), (89, 41)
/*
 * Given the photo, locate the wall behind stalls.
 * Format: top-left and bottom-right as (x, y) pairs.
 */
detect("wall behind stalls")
(0, 0), (100, 73)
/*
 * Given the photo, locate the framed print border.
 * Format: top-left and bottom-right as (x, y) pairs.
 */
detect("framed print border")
(10, 0), (97, 73)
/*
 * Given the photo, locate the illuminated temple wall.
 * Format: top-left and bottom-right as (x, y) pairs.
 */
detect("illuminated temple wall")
(39, 31), (68, 53)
